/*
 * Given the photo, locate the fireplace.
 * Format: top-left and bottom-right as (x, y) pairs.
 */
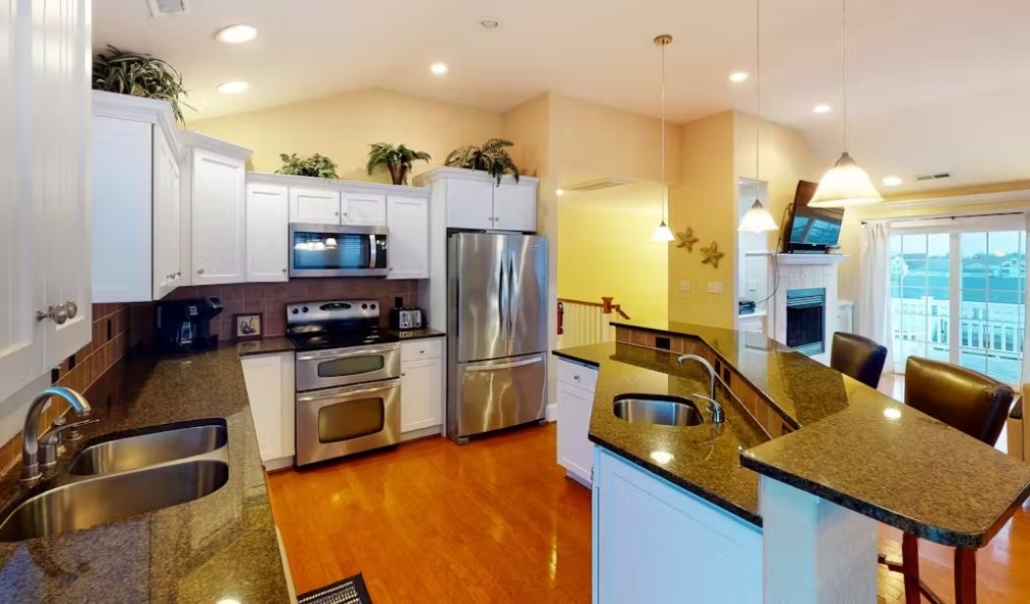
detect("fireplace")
(786, 288), (826, 356)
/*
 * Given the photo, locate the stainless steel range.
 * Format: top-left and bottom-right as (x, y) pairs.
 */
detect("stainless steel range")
(288, 299), (400, 466)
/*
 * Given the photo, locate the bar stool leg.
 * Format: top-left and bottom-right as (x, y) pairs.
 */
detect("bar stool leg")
(902, 533), (921, 604)
(955, 547), (977, 604)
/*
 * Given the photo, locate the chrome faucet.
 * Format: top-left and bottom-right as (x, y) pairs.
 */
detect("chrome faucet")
(22, 387), (93, 482)
(677, 354), (725, 424)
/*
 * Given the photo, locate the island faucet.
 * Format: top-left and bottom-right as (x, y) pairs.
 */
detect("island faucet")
(677, 354), (725, 424)
(22, 387), (92, 482)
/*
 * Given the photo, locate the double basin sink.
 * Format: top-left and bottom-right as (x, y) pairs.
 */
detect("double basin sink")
(613, 394), (708, 427)
(0, 420), (229, 542)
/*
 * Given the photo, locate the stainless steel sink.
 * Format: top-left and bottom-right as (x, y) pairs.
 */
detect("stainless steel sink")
(70, 420), (227, 476)
(0, 457), (229, 542)
(613, 394), (705, 427)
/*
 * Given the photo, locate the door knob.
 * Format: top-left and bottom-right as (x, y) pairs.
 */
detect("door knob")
(52, 304), (69, 325)
(64, 300), (78, 320)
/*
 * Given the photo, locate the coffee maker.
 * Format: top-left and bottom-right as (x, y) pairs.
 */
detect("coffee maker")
(155, 297), (223, 354)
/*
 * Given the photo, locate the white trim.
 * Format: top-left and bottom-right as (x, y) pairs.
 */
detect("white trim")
(887, 212), (1028, 234)
(412, 166), (539, 187)
(775, 253), (847, 265)
(182, 131), (252, 161)
(862, 188), (1030, 213)
(245, 171), (430, 198)
(92, 90), (185, 162)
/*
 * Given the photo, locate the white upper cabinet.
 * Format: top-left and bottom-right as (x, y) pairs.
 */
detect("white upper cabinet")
(492, 179), (538, 232)
(387, 196), (430, 280)
(246, 183), (289, 282)
(444, 178), (494, 230)
(413, 168), (539, 233)
(289, 187), (340, 224)
(342, 192), (387, 226)
(191, 146), (248, 285)
(0, 0), (91, 402)
(153, 127), (182, 299)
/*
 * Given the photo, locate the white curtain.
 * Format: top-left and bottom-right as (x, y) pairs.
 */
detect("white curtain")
(856, 222), (894, 373)
(1015, 213), (1030, 458)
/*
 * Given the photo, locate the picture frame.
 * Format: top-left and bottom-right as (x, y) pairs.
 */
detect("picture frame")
(234, 312), (263, 341)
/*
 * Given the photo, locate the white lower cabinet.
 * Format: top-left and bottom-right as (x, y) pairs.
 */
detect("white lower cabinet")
(241, 352), (295, 470)
(593, 448), (762, 604)
(400, 340), (444, 435)
(557, 359), (598, 486)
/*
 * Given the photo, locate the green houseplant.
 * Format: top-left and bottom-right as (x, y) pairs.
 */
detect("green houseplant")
(276, 153), (339, 179)
(366, 143), (432, 185)
(92, 45), (192, 124)
(444, 139), (520, 186)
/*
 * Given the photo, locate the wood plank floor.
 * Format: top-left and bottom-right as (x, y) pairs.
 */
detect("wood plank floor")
(267, 423), (1030, 603)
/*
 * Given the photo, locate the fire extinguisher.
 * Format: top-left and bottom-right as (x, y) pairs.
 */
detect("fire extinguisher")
(557, 301), (564, 336)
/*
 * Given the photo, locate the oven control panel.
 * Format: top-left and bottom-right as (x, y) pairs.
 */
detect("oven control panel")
(286, 299), (379, 325)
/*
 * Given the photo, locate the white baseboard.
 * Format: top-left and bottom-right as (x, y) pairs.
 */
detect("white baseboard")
(545, 403), (557, 422)
(264, 456), (295, 472)
(401, 424), (444, 442)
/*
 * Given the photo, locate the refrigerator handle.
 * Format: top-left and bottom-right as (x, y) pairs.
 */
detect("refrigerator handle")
(498, 256), (506, 336)
(508, 252), (517, 338)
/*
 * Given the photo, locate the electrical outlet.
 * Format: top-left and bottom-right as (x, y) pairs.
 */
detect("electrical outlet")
(708, 282), (723, 294)
(679, 280), (691, 293)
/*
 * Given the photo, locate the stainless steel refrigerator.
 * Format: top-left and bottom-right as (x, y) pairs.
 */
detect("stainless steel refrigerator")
(447, 232), (548, 443)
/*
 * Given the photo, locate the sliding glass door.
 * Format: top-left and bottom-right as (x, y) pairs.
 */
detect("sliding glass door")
(889, 222), (1026, 384)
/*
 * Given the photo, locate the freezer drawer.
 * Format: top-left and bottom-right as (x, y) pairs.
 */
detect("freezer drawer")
(454, 353), (546, 439)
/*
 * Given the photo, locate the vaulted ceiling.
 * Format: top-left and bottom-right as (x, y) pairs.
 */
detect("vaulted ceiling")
(94, 0), (1030, 193)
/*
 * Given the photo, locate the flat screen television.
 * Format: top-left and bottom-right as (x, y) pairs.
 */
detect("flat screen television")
(783, 180), (845, 253)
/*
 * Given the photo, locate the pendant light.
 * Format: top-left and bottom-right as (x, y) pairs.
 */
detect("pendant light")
(651, 34), (676, 242)
(738, 0), (779, 234)
(809, 0), (882, 208)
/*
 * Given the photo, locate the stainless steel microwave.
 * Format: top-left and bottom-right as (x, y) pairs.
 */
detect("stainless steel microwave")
(289, 223), (389, 278)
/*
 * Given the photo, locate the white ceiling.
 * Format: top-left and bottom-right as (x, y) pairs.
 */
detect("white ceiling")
(93, 0), (1030, 193)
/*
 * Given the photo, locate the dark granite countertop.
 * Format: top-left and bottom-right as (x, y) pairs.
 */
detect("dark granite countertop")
(0, 346), (290, 602)
(554, 343), (770, 526)
(387, 328), (446, 341)
(238, 336), (296, 356)
(606, 320), (1030, 548)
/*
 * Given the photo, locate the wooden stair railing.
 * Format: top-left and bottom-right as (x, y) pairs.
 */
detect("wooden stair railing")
(556, 297), (630, 345)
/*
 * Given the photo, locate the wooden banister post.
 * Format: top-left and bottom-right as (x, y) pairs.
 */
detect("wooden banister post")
(601, 297), (614, 314)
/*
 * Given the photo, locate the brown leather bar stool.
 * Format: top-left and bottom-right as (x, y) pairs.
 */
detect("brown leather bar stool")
(879, 356), (1015, 604)
(829, 332), (888, 389)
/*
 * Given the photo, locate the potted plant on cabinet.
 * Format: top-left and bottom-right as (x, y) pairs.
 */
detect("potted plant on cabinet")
(92, 45), (192, 124)
(276, 153), (339, 179)
(444, 138), (521, 186)
(366, 143), (432, 185)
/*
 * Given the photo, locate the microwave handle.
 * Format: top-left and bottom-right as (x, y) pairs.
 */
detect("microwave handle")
(369, 234), (377, 269)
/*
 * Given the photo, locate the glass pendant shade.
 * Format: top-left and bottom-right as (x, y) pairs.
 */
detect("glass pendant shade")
(809, 152), (884, 208)
(652, 221), (675, 242)
(738, 200), (778, 232)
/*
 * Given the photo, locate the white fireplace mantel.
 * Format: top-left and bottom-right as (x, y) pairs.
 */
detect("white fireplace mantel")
(774, 253), (848, 266)
(768, 255), (845, 365)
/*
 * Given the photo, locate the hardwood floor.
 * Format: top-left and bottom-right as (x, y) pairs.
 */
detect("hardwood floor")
(267, 423), (1030, 603)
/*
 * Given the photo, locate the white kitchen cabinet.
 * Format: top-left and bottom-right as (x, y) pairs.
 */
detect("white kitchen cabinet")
(400, 340), (444, 435)
(191, 148), (247, 285)
(557, 359), (598, 486)
(92, 96), (185, 302)
(0, 0), (91, 402)
(289, 187), (340, 224)
(246, 183), (289, 282)
(414, 168), (539, 232)
(593, 448), (762, 604)
(342, 192), (387, 226)
(241, 351), (296, 470)
(387, 196), (430, 279)
(493, 179), (538, 232)
(444, 178), (495, 230)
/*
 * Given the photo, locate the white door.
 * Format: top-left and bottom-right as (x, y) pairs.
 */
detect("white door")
(191, 149), (247, 285)
(387, 196), (429, 280)
(289, 187), (340, 224)
(342, 192), (387, 226)
(246, 183), (289, 282)
(444, 178), (495, 230)
(153, 127), (182, 299)
(400, 358), (443, 432)
(492, 181), (537, 232)
(557, 382), (594, 484)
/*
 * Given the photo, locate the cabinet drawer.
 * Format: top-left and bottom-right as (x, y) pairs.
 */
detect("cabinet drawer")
(557, 359), (598, 392)
(401, 338), (443, 362)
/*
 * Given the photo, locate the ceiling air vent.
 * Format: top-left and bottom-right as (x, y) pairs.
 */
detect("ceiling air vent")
(560, 178), (633, 192)
(148, 0), (188, 17)
(916, 172), (952, 182)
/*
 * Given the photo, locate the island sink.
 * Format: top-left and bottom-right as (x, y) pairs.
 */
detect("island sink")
(70, 420), (227, 476)
(613, 394), (705, 427)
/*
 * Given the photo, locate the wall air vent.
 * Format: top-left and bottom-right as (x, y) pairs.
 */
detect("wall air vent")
(560, 178), (633, 192)
(916, 172), (952, 182)
(148, 0), (188, 17)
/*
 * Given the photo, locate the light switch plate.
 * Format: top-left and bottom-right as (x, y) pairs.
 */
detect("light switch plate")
(679, 280), (691, 293)
(708, 282), (723, 294)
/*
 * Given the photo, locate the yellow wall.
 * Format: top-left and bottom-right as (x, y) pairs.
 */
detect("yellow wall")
(190, 88), (504, 180)
(668, 111), (737, 328)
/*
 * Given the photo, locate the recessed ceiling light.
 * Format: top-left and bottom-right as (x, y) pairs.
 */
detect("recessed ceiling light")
(813, 104), (832, 114)
(882, 176), (903, 187)
(555, 189), (565, 197)
(480, 19), (499, 29)
(217, 80), (249, 94)
(729, 72), (749, 83)
(214, 25), (257, 44)
(430, 62), (449, 76)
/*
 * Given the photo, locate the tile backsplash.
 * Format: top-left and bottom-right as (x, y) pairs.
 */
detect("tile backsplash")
(167, 278), (422, 340)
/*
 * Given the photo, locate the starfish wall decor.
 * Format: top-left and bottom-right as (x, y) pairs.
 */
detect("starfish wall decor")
(676, 228), (699, 252)
(700, 241), (725, 269)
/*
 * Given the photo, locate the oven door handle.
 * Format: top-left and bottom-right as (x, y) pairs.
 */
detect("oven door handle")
(297, 379), (400, 402)
(464, 355), (544, 372)
(297, 346), (398, 361)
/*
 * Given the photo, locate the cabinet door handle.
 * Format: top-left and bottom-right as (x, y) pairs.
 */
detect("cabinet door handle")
(176, 271), (182, 278)
(64, 300), (78, 320)
(197, 268), (205, 274)
(36, 304), (70, 325)
(282, 268), (288, 273)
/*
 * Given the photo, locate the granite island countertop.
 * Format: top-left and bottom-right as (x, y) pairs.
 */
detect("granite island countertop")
(0, 346), (290, 603)
(598, 320), (1030, 548)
